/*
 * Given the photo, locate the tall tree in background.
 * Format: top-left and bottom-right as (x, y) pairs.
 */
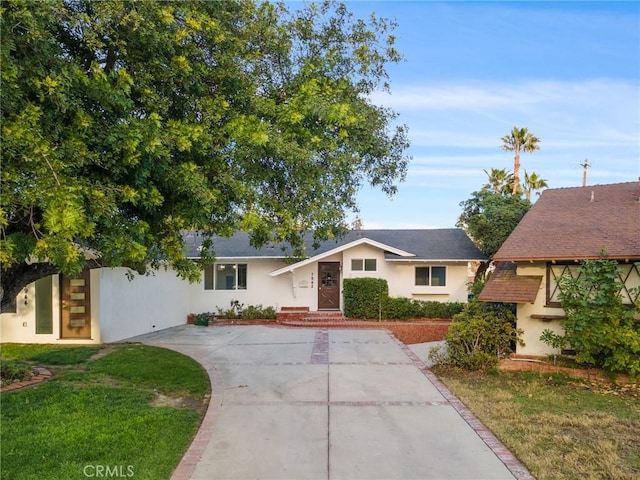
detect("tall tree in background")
(482, 168), (513, 195)
(457, 190), (531, 259)
(523, 170), (549, 201)
(0, 0), (410, 311)
(501, 126), (540, 195)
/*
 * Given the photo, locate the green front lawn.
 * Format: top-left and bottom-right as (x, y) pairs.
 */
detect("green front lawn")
(0, 344), (209, 480)
(436, 369), (640, 480)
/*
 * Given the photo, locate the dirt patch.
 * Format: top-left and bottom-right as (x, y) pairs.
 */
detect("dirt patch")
(151, 392), (209, 414)
(500, 358), (636, 385)
(89, 345), (117, 361)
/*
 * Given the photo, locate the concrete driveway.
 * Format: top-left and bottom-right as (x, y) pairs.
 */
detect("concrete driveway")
(126, 325), (534, 480)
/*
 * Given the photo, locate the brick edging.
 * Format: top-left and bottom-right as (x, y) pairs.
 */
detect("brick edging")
(0, 367), (53, 393)
(389, 335), (536, 480)
(168, 349), (225, 480)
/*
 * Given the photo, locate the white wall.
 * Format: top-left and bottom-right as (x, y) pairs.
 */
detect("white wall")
(96, 268), (191, 343)
(187, 259), (295, 314)
(340, 244), (472, 303)
(514, 263), (566, 356)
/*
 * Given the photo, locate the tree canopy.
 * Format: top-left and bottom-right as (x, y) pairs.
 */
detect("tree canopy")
(0, 0), (410, 311)
(457, 189), (531, 259)
(501, 126), (540, 195)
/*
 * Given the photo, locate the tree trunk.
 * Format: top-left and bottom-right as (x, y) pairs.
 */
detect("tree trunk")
(512, 151), (520, 195)
(0, 263), (60, 313)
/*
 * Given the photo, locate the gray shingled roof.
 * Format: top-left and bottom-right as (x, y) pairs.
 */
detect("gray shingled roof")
(183, 229), (486, 261)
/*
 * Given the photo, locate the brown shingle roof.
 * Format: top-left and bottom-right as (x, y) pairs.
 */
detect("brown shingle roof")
(478, 262), (542, 303)
(493, 182), (640, 262)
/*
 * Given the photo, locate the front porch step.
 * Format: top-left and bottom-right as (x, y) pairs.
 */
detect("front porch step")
(303, 311), (347, 322)
(276, 308), (346, 323)
(276, 307), (310, 322)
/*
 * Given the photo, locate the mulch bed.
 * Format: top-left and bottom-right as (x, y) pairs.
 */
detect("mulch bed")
(193, 318), (452, 345)
(500, 358), (635, 385)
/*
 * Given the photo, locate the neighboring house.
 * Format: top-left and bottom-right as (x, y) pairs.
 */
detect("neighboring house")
(0, 229), (485, 344)
(479, 181), (640, 357)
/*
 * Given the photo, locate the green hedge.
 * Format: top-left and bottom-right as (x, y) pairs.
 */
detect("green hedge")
(383, 297), (463, 320)
(343, 278), (464, 320)
(343, 278), (388, 319)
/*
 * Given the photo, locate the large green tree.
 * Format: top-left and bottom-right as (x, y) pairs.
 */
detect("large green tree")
(457, 189), (531, 258)
(501, 126), (540, 195)
(0, 0), (410, 311)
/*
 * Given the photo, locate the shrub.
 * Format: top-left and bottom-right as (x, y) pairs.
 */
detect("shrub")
(241, 305), (276, 320)
(1, 359), (32, 385)
(429, 301), (522, 370)
(213, 301), (276, 320)
(216, 300), (244, 319)
(344, 278), (464, 320)
(343, 278), (388, 319)
(555, 256), (640, 379)
(193, 313), (210, 326)
(382, 297), (463, 320)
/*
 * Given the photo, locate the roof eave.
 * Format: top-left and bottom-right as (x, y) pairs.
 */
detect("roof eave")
(269, 237), (416, 277)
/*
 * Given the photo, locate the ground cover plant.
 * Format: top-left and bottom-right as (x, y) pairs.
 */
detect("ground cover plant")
(435, 369), (640, 480)
(0, 344), (210, 480)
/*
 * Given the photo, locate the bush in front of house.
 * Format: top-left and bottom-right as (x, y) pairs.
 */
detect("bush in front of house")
(343, 278), (389, 319)
(343, 277), (464, 320)
(214, 301), (276, 320)
(383, 297), (463, 320)
(429, 300), (522, 370)
(193, 313), (211, 326)
(240, 304), (276, 320)
(552, 256), (640, 379)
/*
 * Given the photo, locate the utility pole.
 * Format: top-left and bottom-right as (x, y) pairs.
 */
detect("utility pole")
(580, 159), (591, 187)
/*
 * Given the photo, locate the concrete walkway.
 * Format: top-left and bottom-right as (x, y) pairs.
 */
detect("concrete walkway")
(127, 325), (534, 480)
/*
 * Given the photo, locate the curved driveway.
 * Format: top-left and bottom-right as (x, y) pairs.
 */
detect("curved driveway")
(128, 325), (534, 480)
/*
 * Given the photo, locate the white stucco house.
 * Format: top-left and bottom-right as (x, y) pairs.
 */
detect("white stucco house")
(479, 182), (640, 357)
(1, 228), (486, 344)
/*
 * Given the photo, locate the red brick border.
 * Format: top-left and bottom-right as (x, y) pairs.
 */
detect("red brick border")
(0, 366), (53, 393)
(389, 335), (536, 480)
(170, 353), (225, 480)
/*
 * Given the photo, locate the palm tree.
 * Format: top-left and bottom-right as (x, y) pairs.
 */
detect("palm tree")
(501, 126), (540, 195)
(523, 170), (548, 201)
(482, 168), (513, 195)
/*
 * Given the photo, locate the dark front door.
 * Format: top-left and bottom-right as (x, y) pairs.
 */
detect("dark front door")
(318, 262), (340, 310)
(60, 270), (92, 339)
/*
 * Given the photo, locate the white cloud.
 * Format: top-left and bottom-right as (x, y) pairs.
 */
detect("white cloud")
(374, 78), (638, 113)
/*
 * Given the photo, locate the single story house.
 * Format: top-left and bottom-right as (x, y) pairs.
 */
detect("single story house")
(1, 228), (486, 344)
(479, 181), (640, 356)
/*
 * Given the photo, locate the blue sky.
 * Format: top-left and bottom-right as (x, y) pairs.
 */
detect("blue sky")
(342, 1), (640, 228)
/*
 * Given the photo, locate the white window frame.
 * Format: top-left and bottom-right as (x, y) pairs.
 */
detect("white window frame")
(204, 263), (247, 290)
(351, 258), (377, 272)
(415, 266), (447, 287)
